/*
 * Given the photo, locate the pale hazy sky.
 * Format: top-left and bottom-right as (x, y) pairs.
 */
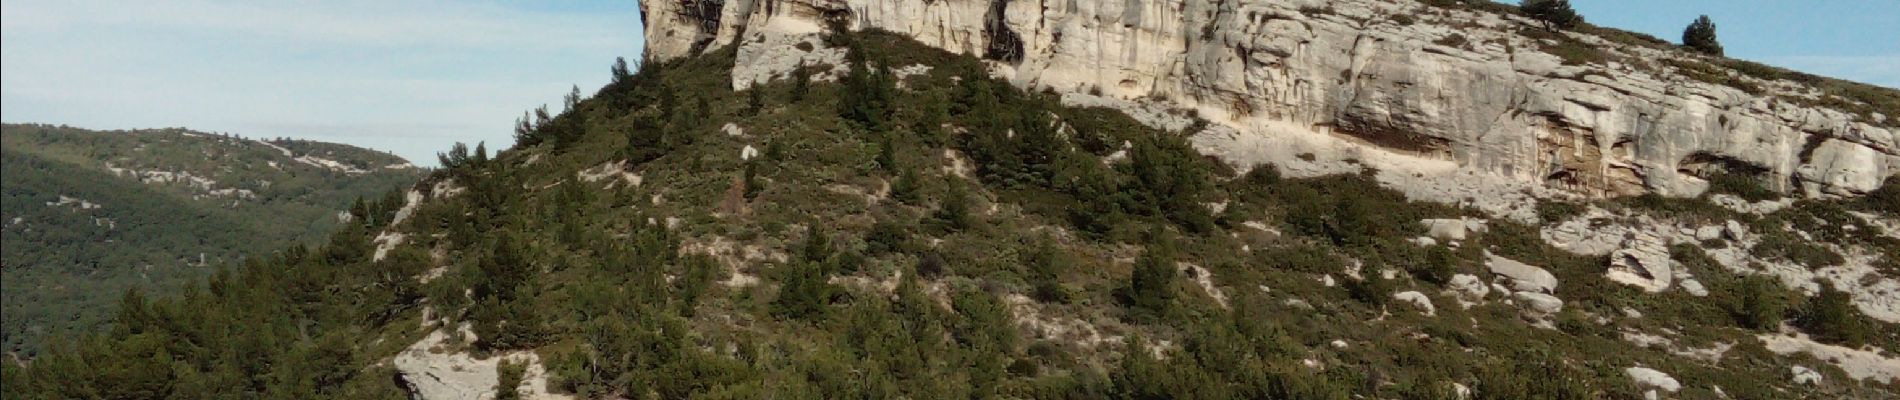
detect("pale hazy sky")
(2, 1), (1893, 166)
(1, 0), (645, 166)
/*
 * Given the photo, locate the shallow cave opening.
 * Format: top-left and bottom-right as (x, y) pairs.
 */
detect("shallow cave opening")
(982, 0), (1025, 63)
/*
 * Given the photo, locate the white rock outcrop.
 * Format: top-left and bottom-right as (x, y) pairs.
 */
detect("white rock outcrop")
(641, 0), (1899, 204)
(1443, 273), (1489, 309)
(1625, 366), (1682, 393)
(1392, 291), (1436, 316)
(1485, 252), (1557, 294)
(1513, 291), (1564, 318)
(393, 328), (571, 400)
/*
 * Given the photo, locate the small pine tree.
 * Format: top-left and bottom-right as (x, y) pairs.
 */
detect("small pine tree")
(611, 57), (632, 84)
(745, 88), (765, 116)
(1734, 275), (1787, 331)
(1026, 238), (1068, 303)
(890, 166), (922, 204)
(876, 136), (898, 173)
(1522, 0), (1582, 31)
(930, 180), (973, 232)
(743, 161), (763, 200)
(496, 359), (526, 400)
(1798, 285), (1865, 345)
(1123, 232), (1178, 320)
(564, 85), (582, 110)
(789, 63), (812, 102)
(1682, 15), (1723, 56)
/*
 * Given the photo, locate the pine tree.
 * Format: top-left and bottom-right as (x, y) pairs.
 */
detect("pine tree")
(1123, 232), (1178, 320)
(611, 57), (632, 84)
(565, 85), (582, 110)
(1682, 15), (1723, 56)
(745, 87), (765, 116)
(1734, 275), (1786, 331)
(1522, 0), (1582, 31)
(890, 165), (922, 204)
(789, 63), (811, 102)
(930, 180), (973, 232)
(1026, 237), (1068, 303)
(1799, 285), (1865, 345)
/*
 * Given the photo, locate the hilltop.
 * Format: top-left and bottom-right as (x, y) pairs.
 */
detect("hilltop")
(6, 0), (1900, 399)
(1, 123), (423, 356)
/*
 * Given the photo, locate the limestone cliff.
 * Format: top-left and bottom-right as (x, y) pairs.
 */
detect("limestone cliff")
(640, 0), (1898, 206)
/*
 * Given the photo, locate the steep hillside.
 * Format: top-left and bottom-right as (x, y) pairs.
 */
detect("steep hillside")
(6, 24), (1898, 399)
(1, 124), (423, 356)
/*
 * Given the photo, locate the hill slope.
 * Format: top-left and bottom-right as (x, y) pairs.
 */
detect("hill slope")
(1, 124), (423, 356)
(6, 27), (1899, 399)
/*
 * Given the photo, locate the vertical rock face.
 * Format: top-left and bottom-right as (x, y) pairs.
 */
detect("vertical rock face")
(640, 0), (1897, 200)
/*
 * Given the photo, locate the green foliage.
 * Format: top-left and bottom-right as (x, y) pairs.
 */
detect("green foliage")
(1798, 285), (1866, 346)
(1733, 275), (1788, 331)
(1864, 176), (1900, 218)
(1471, 352), (1596, 400)
(0, 125), (421, 356)
(890, 165), (922, 204)
(928, 179), (974, 232)
(1122, 233), (1179, 322)
(1025, 237), (1070, 303)
(10, 29), (1888, 400)
(1535, 200), (1586, 223)
(1704, 170), (1779, 202)
(1682, 15), (1723, 56)
(1521, 0), (1582, 31)
(496, 359), (526, 400)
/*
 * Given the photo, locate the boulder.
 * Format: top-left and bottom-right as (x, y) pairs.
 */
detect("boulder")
(1791, 366), (1824, 385)
(1444, 274), (1490, 307)
(1626, 366), (1681, 393)
(1605, 231), (1674, 293)
(1393, 291), (1436, 316)
(1486, 253), (1558, 294)
(1422, 219), (1470, 241)
(1513, 292), (1564, 317)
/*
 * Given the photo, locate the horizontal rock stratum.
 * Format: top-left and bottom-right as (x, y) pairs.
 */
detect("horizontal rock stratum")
(640, 0), (1897, 202)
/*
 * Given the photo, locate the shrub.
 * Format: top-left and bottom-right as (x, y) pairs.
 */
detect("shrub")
(1413, 245), (1460, 286)
(928, 179), (974, 232)
(1797, 285), (1866, 345)
(1433, 33), (1469, 49)
(1122, 233), (1180, 321)
(865, 219), (911, 255)
(1704, 170), (1779, 202)
(1534, 201), (1585, 223)
(771, 260), (836, 322)
(1732, 275), (1788, 331)
(1025, 238), (1070, 303)
(496, 359), (526, 400)
(1344, 274), (1393, 306)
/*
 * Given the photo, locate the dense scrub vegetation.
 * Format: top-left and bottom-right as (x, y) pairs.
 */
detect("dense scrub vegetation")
(5, 31), (1896, 399)
(0, 125), (421, 357)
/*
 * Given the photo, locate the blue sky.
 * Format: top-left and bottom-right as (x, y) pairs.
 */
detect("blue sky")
(2, 1), (1893, 166)
(1565, 0), (1900, 87)
(1, 0), (644, 166)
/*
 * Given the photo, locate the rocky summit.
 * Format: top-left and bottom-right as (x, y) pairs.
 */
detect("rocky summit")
(646, 0), (1895, 205)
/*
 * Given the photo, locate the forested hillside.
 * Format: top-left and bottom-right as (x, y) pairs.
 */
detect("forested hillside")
(1, 124), (422, 357)
(4, 31), (1898, 399)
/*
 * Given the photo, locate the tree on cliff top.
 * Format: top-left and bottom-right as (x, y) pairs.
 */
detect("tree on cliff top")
(1523, 0), (1582, 31)
(1682, 15), (1724, 56)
